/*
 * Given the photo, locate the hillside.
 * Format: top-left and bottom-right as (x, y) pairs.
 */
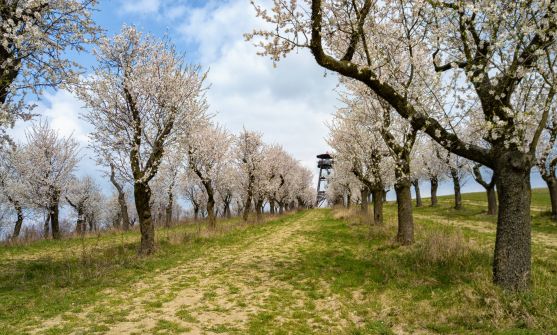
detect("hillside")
(1, 189), (556, 334)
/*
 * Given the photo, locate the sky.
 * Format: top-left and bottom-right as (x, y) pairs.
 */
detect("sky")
(8, 0), (547, 201)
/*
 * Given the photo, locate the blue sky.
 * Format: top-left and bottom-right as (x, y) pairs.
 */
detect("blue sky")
(8, 0), (548, 202)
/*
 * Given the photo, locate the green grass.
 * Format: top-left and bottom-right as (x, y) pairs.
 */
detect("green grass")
(1, 189), (556, 334)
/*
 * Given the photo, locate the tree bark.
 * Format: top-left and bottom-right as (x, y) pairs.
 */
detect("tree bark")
(412, 179), (422, 207)
(487, 187), (498, 216)
(66, 197), (85, 235)
(543, 177), (557, 220)
(269, 199), (276, 214)
(430, 177), (438, 206)
(346, 191), (351, 208)
(50, 190), (61, 240)
(360, 187), (370, 224)
(43, 214), (50, 238)
(11, 201), (23, 239)
(372, 189), (383, 225)
(492, 155), (531, 291)
(206, 196), (216, 229)
(394, 179), (414, 245)
(242, 173), (255, 221)
(135, 182), (155, 255)
(473, 164), (497, 215)
(165, 191), (173, 228)
(224, 199), (232, 219)
(110, 165), (130, 230)
(450, 168), (462, 210)
(255, 198), (264, 222)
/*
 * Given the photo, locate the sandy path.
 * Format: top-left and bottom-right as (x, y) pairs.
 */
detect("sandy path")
(29, 211), (325, 335)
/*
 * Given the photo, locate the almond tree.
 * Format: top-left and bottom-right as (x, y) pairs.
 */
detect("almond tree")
(108, 161), (131, 230)
(328, 104), (394, 224)
(65, 175), (103, 234)
(348, 90), (419, 244)
(416, 139), (448, 207)
(180, 175), (206, 221)
(183, 124), (232, 228)
(0, 147), (26, 239)
(438, 150), (470, 210)
(150, 153), (181, 228)
(0, 0), (99, 144)
(472, 164), (498, 216)
(249, 0), (557, 290)
(78, 26), (207, 255)
(15, 121), (79, 239)
(262, 145), (297, 217)
(326, 159), (361, 208)
(215, 168), (238, 219)
(234, 129), (265, 221)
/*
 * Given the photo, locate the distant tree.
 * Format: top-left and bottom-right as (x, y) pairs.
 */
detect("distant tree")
(234, 130), (265, 222)
(182, 124), (231, 228)
(0, 147), (26, 239)
(472, 164), (498, 216)
(180, 176), (206, 221)
(15, 121), (79, 239)
(107, 161), (131, 230)
(328, 103), (394, 225)
(77, 26), (207, 255)
(65, 176), (103, 234)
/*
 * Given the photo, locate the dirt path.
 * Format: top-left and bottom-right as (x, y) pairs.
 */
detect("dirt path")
(29, 211), (327, 335)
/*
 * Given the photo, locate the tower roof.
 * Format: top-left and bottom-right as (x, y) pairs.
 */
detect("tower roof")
(317, 153), (332, 159)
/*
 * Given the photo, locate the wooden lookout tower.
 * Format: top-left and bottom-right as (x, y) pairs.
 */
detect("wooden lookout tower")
(316, 153), (333, 207)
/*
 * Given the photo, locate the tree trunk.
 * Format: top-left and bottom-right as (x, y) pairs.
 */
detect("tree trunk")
(119, 192), (130, 230)
(450, 168), (462, 210)
(43, 214), (50, 238)
(110, 164), (130, 230)
(394, 179), (414, 245)
(346, 192), (351, 208)
(193, 206), (199, 221)
(242, 174), (255, 221)
(255, 199), (264, 222)
(135, 182), (155, 255)
(11, 201), (23, 239)
(270, 199), (276, 214)
(50, 191), (61, 240)
(412, 179), (422, 207)
(165, 192), (173, 228)
(493, 156), (531, 291)
(207, 196), (216, 229)
(113, 210), (122, 229)
(382, 190), (387, 203)
(430, 177), (438, 206)
(76, 210), (85, 235)
(487, 186), (498, 216)
(279, 203), (284, 214)
(224, 200), (232, 219)
(360, 187), (369, 220)
(372, 189), (383, 225)
(544, 177), (557, 220)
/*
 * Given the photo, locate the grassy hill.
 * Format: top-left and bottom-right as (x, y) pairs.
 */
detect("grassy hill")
(1, 189), (556, 334)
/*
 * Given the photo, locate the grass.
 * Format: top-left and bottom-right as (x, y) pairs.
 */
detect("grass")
(0, 189), (556, 334)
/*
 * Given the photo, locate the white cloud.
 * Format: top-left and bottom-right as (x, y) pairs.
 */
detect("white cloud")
(177, 0), (339, 176)
(10, 90), (90, 144)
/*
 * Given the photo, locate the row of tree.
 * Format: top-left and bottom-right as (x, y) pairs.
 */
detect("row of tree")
(249, 0), (557, 291)
(0, 26), (315, 255)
